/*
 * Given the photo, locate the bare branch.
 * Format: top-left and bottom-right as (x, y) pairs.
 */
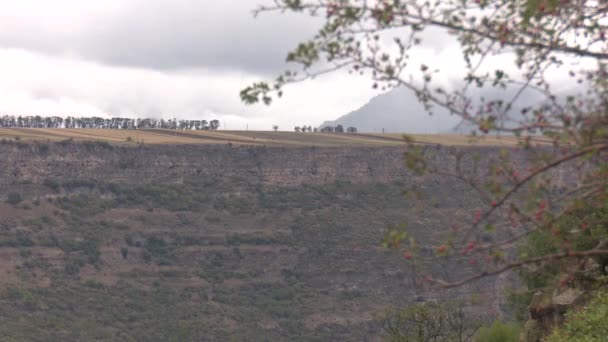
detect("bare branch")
(436, 249), (608, 288)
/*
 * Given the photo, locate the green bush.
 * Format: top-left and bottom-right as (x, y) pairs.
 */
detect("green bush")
(144, 237), (168, 257)
(14, 230), (35, 247)
(37, 143), (50, 155)
(42, 178), (60, 192)
(64, 259), (83, 276)
(59, 239), (100, 265)
(56, 194), (110, 217)
(121, 247), (129, 259)
(110, 183), (202, 212)
(6, 192), (23, 205)
(509, 203), (608, 320)
(143, 237), (174, 265)
(61, 179), (97, 191)
(226, 234), (277, 246)
(546, 290), (608, 342)
(379, 302), (483, 342)
(55, 138), (73, 146)
(474, 320), (521, 342)
(83, 140), (113, 151)
(80, 239), (101, 264)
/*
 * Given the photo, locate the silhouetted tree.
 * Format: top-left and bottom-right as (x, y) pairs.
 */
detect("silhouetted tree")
(0, 115), (223, 131)
(209, 120), (220, 130)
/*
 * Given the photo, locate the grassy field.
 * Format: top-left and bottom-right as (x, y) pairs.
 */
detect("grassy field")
(0, 128), (537, 147)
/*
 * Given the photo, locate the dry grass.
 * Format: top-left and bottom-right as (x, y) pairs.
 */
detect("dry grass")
(0, 128), (536, 147)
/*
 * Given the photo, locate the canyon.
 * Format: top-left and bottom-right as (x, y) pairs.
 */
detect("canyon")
(0, 140), (523, 341)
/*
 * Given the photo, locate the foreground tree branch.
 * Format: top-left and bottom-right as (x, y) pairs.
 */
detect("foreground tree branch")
(434, 248), (608, 289)
(243, 0), (608, 289)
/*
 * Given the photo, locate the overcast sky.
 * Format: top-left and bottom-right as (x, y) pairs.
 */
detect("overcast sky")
(0, 0), (567, 131)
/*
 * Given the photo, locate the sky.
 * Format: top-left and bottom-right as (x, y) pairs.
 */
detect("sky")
(0, 0), (570, 132)
(0, 0), (383, 130)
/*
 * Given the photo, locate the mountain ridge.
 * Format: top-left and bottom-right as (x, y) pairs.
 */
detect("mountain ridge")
(320, 87), (461, 133)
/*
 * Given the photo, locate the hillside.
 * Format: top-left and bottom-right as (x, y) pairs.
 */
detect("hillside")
(0, 139), (510, 341)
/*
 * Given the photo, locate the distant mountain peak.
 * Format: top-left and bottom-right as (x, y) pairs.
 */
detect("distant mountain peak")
(320, 87), (460, 133)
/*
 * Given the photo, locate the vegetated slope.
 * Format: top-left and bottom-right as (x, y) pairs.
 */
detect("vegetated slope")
(0, 141), (507, 341)
(0, 128), (527, 147)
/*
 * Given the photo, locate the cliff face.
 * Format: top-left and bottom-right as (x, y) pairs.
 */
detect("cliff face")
(1, 141), (545, 188)
(0, 141), (525, 340)
(1, 143), (412, 186)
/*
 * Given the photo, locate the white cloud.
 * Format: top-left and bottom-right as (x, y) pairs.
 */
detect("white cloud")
(0, 47), (381, 130)
(0, 0), (319, 73)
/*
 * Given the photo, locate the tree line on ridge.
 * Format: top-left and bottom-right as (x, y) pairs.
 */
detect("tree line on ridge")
(0, 116), (220, 130)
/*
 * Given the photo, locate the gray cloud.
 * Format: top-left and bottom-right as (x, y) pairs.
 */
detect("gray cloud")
(0, 47), (381, 130)
(0, 1), (320, 74)
(0, 1), (575, 133)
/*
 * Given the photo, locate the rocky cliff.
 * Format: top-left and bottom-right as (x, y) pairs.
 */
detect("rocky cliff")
(0, 140), (535, 341)
(0, 143), (412, 187)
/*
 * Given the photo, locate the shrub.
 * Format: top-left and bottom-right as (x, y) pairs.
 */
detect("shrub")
(80, 239), (100, 264)
(84, 280), (105, 289)
(55, 138), (73, 146)
(379, 302), (484, 342)
(14, 230), (35, 247)
(56, 194), (110, 217)
(546, 290), (608, 342)
(124, 235), (135, 247)
(38, 234), (59, 248)
(205, 215), (221, 223)
(61, 179), (97, 191)
(145, 237), (168, 257)
(64, 259), (82, 276)
(42, 178), (60, 192)
(474, 320), (521, 342)
(121, 247), (129, 259)
(83, 140), (113, 151)
(59, 239), (100, 265)
(37, 143), (50, 155)
(144, 237), (173, 265)
(6, 192), (22, 205)
(226, 234), (276, 246)
(15, 142), (29, 149)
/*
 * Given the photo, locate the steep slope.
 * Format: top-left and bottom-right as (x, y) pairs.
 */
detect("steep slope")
(0, 141), (508, 341)
(320, 87), (461, 133)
